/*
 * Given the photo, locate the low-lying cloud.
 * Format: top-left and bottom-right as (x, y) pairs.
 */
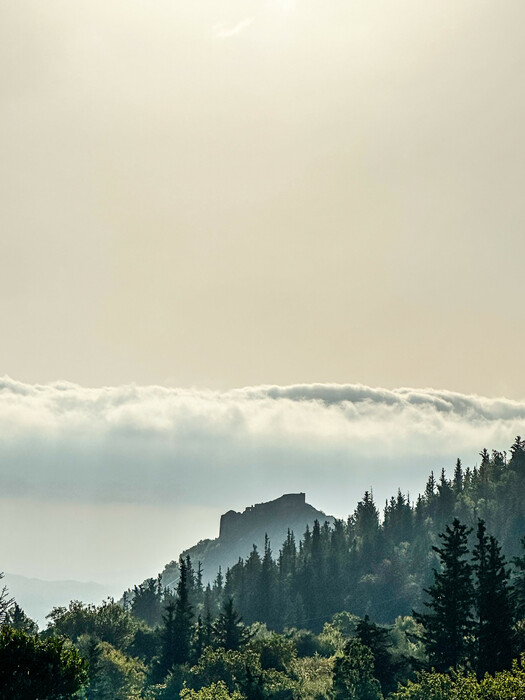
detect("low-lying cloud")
(1, 377), (524, 515)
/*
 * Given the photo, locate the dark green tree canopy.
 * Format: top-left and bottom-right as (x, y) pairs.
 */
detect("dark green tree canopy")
(414, 519), (474, 672)
(0, 626), (87, 700)
(473, 520), (515, 676)
(332, 637), (383, 700)
(213, 598), (252, 651)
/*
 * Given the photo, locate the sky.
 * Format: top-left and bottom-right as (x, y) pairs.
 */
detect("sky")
(1, 1), (525, 603)
(2, 0), (525, 396)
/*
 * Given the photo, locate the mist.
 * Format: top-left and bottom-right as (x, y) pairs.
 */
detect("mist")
(1, 377), (523, 588)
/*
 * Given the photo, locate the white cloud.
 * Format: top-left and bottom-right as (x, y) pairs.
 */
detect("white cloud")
(0, 376), (523, 512)
(1, 376), (524, 588)
(213, 18), (254, 39)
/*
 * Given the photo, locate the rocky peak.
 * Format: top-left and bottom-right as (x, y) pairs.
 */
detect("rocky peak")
(171, 493), (334, 584)
(219, 493), (307, 540)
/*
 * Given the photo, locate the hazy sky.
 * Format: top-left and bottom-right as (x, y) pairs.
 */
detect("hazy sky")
(1, 1), (525, 613)
(2, 0), (525, 396)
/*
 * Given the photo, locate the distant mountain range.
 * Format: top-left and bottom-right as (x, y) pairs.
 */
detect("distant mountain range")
(161, 493), (334, 586)
(4, 573), (114, 628)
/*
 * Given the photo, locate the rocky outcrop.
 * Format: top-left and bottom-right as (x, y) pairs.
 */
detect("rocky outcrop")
(170, 493), (334, 585)
(219, 493), (307, 540)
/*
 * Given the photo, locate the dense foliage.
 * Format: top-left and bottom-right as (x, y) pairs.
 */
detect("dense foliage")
(0, 625), (87, 699)
(392, 656), (525, 699)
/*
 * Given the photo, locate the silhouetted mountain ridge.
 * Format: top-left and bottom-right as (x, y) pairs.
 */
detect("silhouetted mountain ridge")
(162, 493), (334, 585)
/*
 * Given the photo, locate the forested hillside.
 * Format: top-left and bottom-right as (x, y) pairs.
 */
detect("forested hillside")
(144, 437), (524, 633)
(1, 437), (525, 698)
(211, 438), (525, 629)
(159, 493), (334, 590)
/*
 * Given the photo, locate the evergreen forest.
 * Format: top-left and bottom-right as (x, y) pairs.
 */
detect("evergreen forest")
(2, 437), (525, 699)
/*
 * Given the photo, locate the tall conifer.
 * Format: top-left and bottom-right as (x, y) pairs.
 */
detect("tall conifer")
(414, 519), (473, 671)
(170, 556), (194, 666)
(473, 520), (515, 675)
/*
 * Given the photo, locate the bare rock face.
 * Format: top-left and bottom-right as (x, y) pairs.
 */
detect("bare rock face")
(173, 493), (334, 584)
(219, 493), (307, 540)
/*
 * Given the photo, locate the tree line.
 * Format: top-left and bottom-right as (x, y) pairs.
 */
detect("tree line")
(129, 437), (525, 632)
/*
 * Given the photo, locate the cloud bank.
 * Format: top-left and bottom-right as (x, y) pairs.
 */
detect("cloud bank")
(1, 377), (524, 515)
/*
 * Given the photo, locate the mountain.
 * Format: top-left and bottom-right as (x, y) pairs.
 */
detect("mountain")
(162, 493), (334, 585)
(4, 573), (114, 628)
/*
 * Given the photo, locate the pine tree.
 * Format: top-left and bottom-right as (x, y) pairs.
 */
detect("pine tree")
(213, 597), (252, 651)
(479, 448), (490, 469)
(302, 524), (312, 557)
(202, 586), (215, 647)
(509, 436), (525, 477)
(196, 562), (204, 596)
(159, 602), (178, 676)
(332, 637), (383, 700)
(130, 577), (163, 627)
(436, 469), (455, 528)
(424, 472), (436, 502)
(259, 535), (277, 628)
(491, 450), (506, 478)
(513, 536), (525, 620)
(214, 567), (224, 596)
(279, 530), (297, 579)
(309, 520), (325, 622)
(243, 545), (262, 623)
(384, 490), (413, 544)
(356, 615), (395, 695)
(354, 492), (380, 549)
(478, 449), (491, 503)
(453, 459), (463, 495)
(160, 556), (194, 670)
(83, 636), (103, 700)
(186, 556), (195, 591)
(278, 530), (297, 628)
(192, 614), (206, 663)
(327, 519), (347, 615)
(5, 604), (38, 634)
(414, 519), (473, 671)
(473, 520), (515, 676)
